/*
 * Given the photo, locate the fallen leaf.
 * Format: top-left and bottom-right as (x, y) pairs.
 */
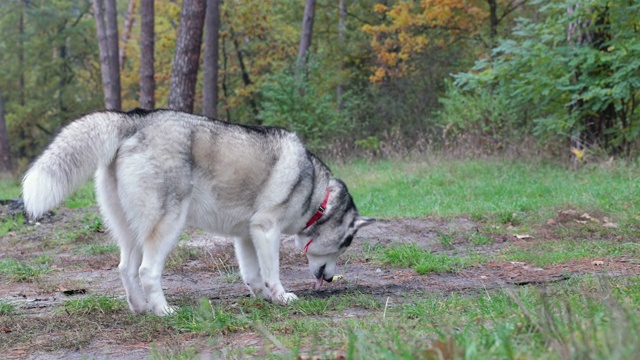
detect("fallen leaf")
(592, 260), (604, 266)
(574, 220), (588, 224)
(558, 210), (580, 222)
(580, 213), (601, 223)
(514, 234), (533, 240)
(602, 222), (618, 228)
(2, 326), (11, 333)
(546, 218), (557, 225)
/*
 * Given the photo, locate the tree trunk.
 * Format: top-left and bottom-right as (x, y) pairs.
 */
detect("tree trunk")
(297, 0), (316, 68)
(231, 31), (259, 117)
(487, 0), (498, 45)
(119, 0), (137, 71)
(203, 0), (221, 118)
(140, 0), (155, 109)
(18, 0), (25, 107)
(168, 0), (206, 113)
(336, 0), (346, 107)
(0, 89), (11, 172)
(93, 0), (121, 110)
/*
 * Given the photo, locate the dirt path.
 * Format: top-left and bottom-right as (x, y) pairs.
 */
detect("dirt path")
(1, 206), (639, 359)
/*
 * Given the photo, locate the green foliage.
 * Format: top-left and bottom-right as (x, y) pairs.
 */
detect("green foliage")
(258, 59), (350, 150)
(443, 0), (640, 154)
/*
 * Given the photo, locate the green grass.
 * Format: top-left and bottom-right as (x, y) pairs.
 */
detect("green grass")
(503, 238), (640, 267)
(0, 301), (16, 315)
(335, 159), (640, 224)
(377, 243), (482, 274)
(60, 295), (125, 315)
(0, 213), (24, 236)
(159, 276), (640, 360)
(0, 257), (50, 282)
(0, 177), (21, 198)
(64, 181), (96, 209)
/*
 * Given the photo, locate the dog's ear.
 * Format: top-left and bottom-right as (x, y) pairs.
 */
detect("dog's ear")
(355, 216), (375, 229)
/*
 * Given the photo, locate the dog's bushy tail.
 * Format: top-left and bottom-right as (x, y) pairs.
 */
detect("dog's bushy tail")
(22, 111), (135, 219)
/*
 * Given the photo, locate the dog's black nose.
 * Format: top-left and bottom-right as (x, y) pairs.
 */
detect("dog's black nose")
(324, 276), (333, 283)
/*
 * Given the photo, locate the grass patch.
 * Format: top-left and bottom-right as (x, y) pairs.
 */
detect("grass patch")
(0, 301), (16, 315)
(64, 181), (96, 209)
(335, 159), (640, 224)
(0, 213), (25, 236)
(0, 177), (21, 198)
(379, 243), (479, 274)
(78, 243), (119, 255)
(502, 238), (640, 267)
(0, 258), (50, 282)
(60, 295), (125, 315)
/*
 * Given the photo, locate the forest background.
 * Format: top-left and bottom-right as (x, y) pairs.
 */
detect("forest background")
(0, 0), (639, 173)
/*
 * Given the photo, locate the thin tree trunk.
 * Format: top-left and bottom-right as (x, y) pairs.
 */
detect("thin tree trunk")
(18, 1), (25, 107)
(297, 0), (316, 68)
(488, 0), (498, 45)
(105, 0), (121, 108)
(221, 34), (231, 121)
(230, 30), (258, 117)
(203, 0), (220, 118)
(336, 0), (346, 108)
(168, 0), (206, 113)
(119, 0), (137, 70)
(93, 0), (121, 110)
(0, 89), (11, 172)
(140, 0), (155, 109)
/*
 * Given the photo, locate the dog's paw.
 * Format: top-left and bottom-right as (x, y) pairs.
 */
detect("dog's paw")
(152, 304), (178, 316)
(274, 292), (299, 305)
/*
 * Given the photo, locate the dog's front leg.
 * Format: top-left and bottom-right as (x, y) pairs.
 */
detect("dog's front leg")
(234, 237), (270, 299)
(249, 220), (298, 304)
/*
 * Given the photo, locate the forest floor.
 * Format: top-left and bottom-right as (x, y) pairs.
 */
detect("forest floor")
(1, 204), (639, 359)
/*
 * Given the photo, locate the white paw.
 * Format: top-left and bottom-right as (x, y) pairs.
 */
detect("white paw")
(274, 292), (299, 305)
(152, 304), (178, 316)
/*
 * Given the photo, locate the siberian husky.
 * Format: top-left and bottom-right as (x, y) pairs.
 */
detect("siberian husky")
(22, 109), (373, 315)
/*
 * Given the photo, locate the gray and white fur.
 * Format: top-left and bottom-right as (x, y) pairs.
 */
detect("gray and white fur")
(22, 109), (373, 315)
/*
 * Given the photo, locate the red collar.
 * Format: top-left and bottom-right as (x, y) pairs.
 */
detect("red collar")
(302, 188), (330, 254)
(304, 188), (330, 229)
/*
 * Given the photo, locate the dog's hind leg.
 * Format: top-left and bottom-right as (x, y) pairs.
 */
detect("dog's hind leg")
(137, 201), (189, 316)
(234, 236), (270, 300)
(95, 167), (148, 313)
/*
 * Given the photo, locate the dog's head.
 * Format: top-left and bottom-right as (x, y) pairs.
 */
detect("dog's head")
(295, 179), (374, 289)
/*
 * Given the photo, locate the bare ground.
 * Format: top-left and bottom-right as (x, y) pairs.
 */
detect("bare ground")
(1, 205), (639, 359)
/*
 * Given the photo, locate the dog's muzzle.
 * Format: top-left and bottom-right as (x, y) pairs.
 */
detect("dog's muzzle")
(314, 264), (333, 290)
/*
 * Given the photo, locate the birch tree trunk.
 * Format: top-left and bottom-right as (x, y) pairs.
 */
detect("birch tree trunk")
(203, 0), (220, 118)
(168, 0), (206, 113)
(140, 0), (155, 109)
(92, 0), (121, 110)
